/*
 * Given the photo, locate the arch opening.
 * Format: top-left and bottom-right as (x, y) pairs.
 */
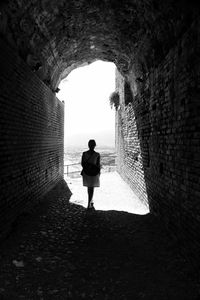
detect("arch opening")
(57, 60), (116, 149)
(56, 60), (149, 214)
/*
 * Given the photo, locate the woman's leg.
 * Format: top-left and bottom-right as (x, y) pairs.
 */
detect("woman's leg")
(87, 187), (94, 208)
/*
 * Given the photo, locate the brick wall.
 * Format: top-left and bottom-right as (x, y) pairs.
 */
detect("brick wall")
(116, 19), (200, 263)
(115, 72), (148, 207)
(0, 38), (64, 238)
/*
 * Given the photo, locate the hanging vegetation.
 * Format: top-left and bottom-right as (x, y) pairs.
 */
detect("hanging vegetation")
(109, 91), (120, 110)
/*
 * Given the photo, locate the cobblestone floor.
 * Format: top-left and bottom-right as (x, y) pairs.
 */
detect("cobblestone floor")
(0, 179), (199, 299)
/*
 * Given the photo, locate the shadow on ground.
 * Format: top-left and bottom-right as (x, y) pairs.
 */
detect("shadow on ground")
(0, 180), (199, 299)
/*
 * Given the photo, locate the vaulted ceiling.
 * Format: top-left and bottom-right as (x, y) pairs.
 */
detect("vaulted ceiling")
(0, 0), (198, 90)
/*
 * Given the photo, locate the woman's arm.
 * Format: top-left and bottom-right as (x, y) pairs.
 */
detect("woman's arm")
(81, 153), (84, 167)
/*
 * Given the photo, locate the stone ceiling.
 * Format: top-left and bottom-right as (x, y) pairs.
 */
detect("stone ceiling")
(0, 0), (198, 90)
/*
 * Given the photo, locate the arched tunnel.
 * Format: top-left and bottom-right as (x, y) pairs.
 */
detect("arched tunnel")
(0, 0), (200, 297)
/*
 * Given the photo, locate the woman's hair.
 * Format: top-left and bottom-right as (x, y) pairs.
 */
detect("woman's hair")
(88, 139), (96, 149)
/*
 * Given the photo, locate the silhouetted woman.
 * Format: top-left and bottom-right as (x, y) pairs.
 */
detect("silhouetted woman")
(81, 140), (101, 209)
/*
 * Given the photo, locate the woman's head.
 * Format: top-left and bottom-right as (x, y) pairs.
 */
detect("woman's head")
(88, 139), (96, 150)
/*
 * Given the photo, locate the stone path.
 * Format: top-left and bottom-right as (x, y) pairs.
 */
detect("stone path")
(0, 179), (199, 299)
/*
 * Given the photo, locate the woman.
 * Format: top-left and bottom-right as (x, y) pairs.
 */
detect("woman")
(81, 140), (101, 209)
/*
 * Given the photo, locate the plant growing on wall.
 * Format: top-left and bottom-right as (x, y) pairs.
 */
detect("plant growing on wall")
(109, 91), (120, 110)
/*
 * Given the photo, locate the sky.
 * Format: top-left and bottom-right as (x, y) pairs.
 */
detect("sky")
(57, 60), (116, 148)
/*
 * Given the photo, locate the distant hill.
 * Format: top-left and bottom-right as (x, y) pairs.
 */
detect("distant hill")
(65, 130), (115, 148)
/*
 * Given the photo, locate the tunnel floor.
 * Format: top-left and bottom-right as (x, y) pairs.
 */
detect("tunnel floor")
(66, 171), (149, 214)
(0, 180), (198, 299)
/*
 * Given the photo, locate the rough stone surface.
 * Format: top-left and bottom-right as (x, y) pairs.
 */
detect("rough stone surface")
(0, 37), (64, 238)
(0, 180), (199, 299)
(0, 0), (199, 90)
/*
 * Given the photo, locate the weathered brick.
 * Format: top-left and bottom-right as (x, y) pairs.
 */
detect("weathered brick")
(116, 21), (200, 265)
(0, 38), (64, 238)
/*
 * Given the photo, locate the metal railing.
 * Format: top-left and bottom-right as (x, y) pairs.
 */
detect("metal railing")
(64, 162), (116, 176)
(64, 163), (82, 176)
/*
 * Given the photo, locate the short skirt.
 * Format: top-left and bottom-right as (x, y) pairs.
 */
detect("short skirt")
(82, 171), (100, 187)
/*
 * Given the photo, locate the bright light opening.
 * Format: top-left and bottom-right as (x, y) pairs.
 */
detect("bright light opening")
(58, 60), (116, 148)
